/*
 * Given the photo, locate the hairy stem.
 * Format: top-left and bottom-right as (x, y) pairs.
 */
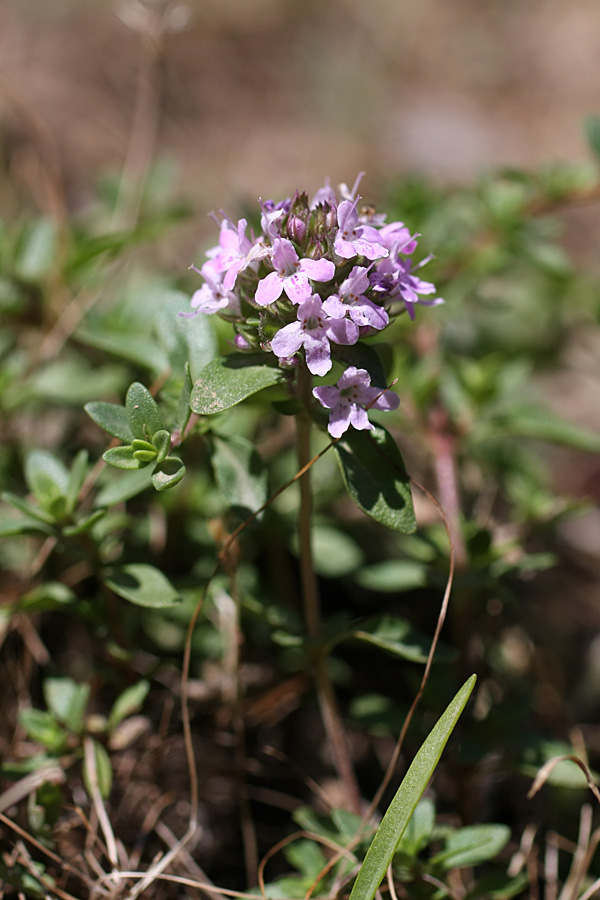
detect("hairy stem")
(296, 363), (362, 813)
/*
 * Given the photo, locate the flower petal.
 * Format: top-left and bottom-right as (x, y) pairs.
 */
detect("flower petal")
(255, 271), (285, 306)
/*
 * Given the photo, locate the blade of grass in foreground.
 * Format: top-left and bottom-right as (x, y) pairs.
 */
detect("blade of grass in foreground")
(349, 674), (477, 900)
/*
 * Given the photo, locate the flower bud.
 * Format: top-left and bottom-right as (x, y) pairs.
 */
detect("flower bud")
(287, 215), (307, 245)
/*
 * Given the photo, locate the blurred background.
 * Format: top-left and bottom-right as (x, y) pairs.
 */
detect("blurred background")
(1, 0), (599, 218)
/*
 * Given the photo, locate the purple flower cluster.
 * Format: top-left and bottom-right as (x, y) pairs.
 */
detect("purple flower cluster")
(187, 176), (442, 437)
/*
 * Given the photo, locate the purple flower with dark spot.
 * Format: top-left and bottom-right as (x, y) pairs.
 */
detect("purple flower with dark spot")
(255, 238), (335, 307)
(322, 266), (389, 331)
(270, 295), (359, 376)
(313, 366), (399, 438)
(334, 200), (389, 261)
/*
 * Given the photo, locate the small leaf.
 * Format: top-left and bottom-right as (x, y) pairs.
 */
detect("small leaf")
(19, 709), (68, 754)
(332, 341), (388, 387)
(108, 680), (150, 732)
(85, 401), (134, 442)
(431, 824), (511, 870)
(102, 446), (141, 470)
(348, 675), (476, 900)
(62, 508), (106, 536)
(16, 218), (57, 281)
(83, 739), (113, 800)
(190, 353), (287, 415)
(491, 410), (600, 454)
(151, 456), (186, 491)
(24, 451), (70, 518)
(395, 797), (436, 857)
(342, 614), (442, 664)
(43, 678), (90, 733)
(19, 582), (76, 612)
(211, 434), (268, 518)
(335, 425), (416, 533)
(75, 328), (168, 374)
(104, 563), (181, 608)
(65, 450), (88, 515)
(1, 492), (56, 525)
(355, 560), (427, 592)
(151, 429), (171, 463)
(94, 468), (154, 506)
(0, 516), (54, 537)
(176, 363), (193, 433)
(126, 382), (164, 440)
(155, 290), (217, 379)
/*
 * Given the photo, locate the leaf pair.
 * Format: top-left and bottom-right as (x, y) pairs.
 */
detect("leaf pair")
(86, 382), (185, 491)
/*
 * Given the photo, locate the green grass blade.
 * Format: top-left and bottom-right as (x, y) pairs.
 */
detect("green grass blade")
(349, 674), (476, 900)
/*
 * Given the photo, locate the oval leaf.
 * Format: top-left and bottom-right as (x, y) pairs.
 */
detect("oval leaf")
(348, 675), (477, 900)
(335, 425), (416, 533)
(431, 824), (511, 870)
(102, 446), (141, 470)
(155, 290), (217, 380)
(84, 401), (134, 442)
(211, 434), (268, 518)
(151, 457), (186, 491)
(126, 382), (164, 440)
(190, 353), (287, 415)
(104, 563), (181, 608)
(24, 450), (70, 516)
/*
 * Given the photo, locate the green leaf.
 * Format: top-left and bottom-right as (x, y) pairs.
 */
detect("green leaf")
(16, 219), (57, 281)
(284, 840), (327, 881)
(584, 115), (600, 160)
(18, 582), (76, 612)
(1, 492), (56, 525)
(465, 871), (529, 900)
(83, 739), (113, 799)
(19, 709), (68, 754)
(331, 341), (388, 387)
(126, 382), (164, 440)
(431, 824), (511, 870)
(335, 425), (416, 533)
(102, 446), (141, 470)
(155, 290), (217, 379)
(348, 675), (476, 900)
(0, 516), (54, 537)
(176, 363), (193, 433)
(190, 353), (287, 415)
(94, 467), (154, 506)
(151, 456), (186, 491)
(151, 429), (171, 464)
(85, 401), (135, 442)
(43, 678), (90, 733)
(290, 524), (364, 578)
(65, 450), (88, 516)
(24, 451), (70, 519)
(104, 563), (181, 608)
(395, 797), (435, 857)
(62, 508), (107, 536)
(75, 328), (168, 375)
(489, 410), (600, 453)
(108, 680), (150, 731)
(343, 615), (445, 664)
(355, 560), (427, 592)
(211, 434), (268, 518)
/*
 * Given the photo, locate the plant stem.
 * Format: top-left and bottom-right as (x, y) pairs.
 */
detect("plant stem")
(296, 363), (362, 814)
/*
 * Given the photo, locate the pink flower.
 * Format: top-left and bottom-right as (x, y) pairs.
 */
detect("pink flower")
(270, 295), (358, 376)
(334, 200), (389, 262)
(313, 367), (399, 438)
(255, 238), (335, 306)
